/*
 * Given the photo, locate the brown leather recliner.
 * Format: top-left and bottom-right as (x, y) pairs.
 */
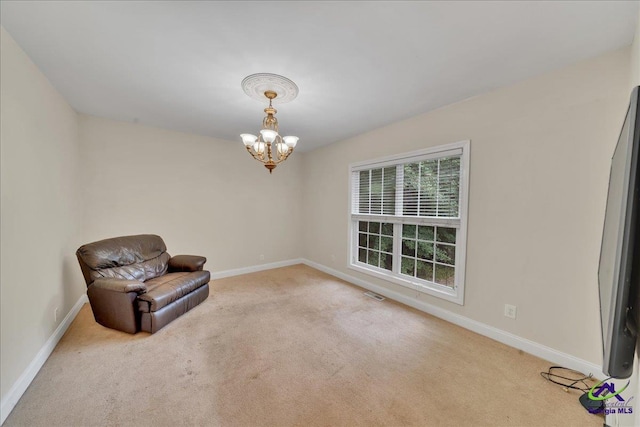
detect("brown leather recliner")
(76, 234), (210, 334)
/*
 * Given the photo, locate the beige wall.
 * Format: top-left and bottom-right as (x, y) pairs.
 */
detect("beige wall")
(78, 115), (303, 272)
(632, 7), (640, 88)
(0, 28), (84, 398)
(301, 48), (631, 365)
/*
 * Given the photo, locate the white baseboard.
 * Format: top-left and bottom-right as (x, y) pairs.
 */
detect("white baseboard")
(210, 258), (304, 280)
(301, 259), (605, 379)
(1, 293), (89, 425)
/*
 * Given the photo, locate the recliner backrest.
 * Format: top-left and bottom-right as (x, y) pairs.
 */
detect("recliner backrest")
(76, 234), (170, 286)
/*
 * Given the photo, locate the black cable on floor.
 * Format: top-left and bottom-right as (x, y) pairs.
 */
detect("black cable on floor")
(540, 365), (594, 393)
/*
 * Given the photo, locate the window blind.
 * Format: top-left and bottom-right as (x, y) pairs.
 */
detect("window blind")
(352, 155), (461, 219)
(357, 167), (396, 215)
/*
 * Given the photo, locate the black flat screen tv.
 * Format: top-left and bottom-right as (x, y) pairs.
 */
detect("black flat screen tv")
(598, 85), (640, 379)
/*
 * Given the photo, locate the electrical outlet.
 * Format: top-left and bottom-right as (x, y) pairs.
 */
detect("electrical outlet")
(54, 307), (59, 323)
(330, 254), (336, 262)
(504, 304), (517, 319)
(259, 254), (265, 261)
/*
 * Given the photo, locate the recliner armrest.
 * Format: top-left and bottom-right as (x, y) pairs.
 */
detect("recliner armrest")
(168, 255), (206, 272)
(91, 278), (147, 294)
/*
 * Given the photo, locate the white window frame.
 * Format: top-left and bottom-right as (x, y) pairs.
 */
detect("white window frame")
(348, 140), (470, 305)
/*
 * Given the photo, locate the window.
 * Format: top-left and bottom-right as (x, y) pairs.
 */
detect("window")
(349, 141), (469, 304)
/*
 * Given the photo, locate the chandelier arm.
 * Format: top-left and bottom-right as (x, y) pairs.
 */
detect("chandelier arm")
(273, 148), (294, 164)
(245, 140), (294, 165)
(246, 146), (267, 162)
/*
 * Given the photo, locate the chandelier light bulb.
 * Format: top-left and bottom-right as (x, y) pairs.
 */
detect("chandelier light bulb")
(283, 136), (299, 148)
(253, 141), (266, 154)
(240, 133), (258, 146)
(260, 129), (278, 144)
(277, 142), (289, 156)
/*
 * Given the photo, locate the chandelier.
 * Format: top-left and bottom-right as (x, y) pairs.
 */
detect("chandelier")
(240, 73), (299, 173)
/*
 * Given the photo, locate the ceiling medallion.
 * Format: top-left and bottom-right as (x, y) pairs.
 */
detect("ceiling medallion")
(240, 73), (299, 173)
(241, 73), (299, 104)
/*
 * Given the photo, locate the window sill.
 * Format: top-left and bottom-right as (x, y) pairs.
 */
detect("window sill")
(348, 262), (464, 305)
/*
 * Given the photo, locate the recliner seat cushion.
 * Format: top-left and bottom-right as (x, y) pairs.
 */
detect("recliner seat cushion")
(137, 271), (210, 313)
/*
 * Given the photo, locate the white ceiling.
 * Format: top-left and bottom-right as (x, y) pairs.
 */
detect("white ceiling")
(1, 1), (638, 152)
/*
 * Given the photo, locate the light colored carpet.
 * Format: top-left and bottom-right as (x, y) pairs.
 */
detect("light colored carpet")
(5, 265), (601, 426)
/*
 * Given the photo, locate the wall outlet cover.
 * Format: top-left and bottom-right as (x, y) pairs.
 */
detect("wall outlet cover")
(504, 304), (517, 319)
